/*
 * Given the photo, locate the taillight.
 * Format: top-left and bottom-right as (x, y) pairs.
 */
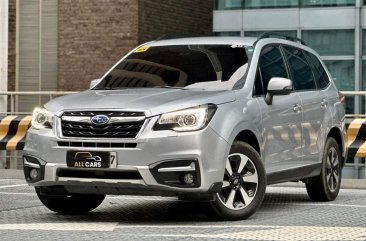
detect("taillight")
(338, 92), (345, 105)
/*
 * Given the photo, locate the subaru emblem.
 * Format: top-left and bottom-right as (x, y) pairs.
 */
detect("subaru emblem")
(91, 115), (109, 125)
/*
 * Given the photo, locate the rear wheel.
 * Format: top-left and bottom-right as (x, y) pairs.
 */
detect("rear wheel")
(209, 141), (266, 220)
(305, 137), (342, 201)
(36, 187), (105, 214)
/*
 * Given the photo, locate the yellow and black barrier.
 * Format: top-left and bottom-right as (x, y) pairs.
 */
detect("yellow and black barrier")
(0, 115), (32, 151)
(347, 119), (366, 158)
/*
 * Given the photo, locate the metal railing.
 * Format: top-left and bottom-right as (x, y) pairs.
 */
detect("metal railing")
(342, 91), (366, 119)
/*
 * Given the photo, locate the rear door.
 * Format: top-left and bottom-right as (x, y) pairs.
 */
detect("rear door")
(282, 46), (329, 165)
(304, 50), (333, 162)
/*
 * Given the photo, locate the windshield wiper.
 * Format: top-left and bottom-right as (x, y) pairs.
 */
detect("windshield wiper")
(93, 87), (120, 90)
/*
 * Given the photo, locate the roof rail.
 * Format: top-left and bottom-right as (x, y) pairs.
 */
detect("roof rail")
(254, 32), (306, 46)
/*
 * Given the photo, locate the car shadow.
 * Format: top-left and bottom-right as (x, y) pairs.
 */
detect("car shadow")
(33, 191), (312, 223)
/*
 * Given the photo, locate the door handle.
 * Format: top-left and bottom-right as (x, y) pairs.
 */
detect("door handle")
(293, 104), (301, 112)
(321, 99), (327, 107)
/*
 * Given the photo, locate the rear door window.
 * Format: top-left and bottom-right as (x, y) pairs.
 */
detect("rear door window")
(283, 46), (316, 91)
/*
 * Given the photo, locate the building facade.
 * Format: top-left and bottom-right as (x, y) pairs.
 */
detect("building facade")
(214, 0), (363, 115)
(214, 0), (364, 178)
(8, 0), (213, 112)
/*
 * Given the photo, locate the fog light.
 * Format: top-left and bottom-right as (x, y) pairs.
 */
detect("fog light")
(183, 173), (194, 185)
(29, 168), (39, 180)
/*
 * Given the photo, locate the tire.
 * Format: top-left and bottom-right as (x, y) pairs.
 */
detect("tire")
(35, 187), (105, 214)
(208, 141), (266, 220)
(306, 137), (342, 201)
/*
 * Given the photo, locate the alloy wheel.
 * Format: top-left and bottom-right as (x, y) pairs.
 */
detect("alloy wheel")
(326, 147), (340, 192)
(217, 153), (258, 210)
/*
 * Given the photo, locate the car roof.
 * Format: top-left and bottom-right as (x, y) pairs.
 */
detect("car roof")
(148, 36), (258, 47)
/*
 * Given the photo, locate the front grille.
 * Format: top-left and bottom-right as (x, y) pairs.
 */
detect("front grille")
(61, 111), (145, 139)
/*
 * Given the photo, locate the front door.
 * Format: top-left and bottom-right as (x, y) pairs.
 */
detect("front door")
(254, 45), (303, 174)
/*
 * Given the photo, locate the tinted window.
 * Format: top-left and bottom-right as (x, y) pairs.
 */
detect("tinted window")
(95, 45), (248, 90)
(283, 46), (316, 91)
(304, 51), (330, 89)
(257, 46), (288, 95)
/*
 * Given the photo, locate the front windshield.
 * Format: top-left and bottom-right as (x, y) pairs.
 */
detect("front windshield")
(94, 44), (248, 91)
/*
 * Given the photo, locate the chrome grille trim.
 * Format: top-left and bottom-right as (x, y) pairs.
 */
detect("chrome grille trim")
(61, 116), (145, 123)
(60, 110), (146, 139)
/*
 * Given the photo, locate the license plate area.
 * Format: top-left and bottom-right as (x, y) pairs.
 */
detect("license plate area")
(66, 151), (117, 168)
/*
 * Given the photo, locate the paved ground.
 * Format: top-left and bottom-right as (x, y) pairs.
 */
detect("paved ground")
(0, 179), (366, 241)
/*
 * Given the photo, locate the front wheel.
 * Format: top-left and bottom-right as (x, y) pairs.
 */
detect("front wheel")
(209, 141), (266, 220)
(305, 137), (342, 201)
(36, 187), (105, 214)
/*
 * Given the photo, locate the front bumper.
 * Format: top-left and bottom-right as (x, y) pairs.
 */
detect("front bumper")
(23, 116), (230, 195)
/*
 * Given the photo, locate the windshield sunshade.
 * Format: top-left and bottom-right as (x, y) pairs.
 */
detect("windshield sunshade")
(94, 44), (248, 90)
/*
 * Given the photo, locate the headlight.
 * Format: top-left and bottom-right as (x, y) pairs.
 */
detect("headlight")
(31, 107), (54, 129)
(153, 104), (217, 132)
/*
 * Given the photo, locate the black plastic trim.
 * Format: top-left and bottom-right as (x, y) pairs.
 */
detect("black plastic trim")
(23, 155), (46, 183)
(267, 163), (321, 185)
(150, 159), (201, 188)
(57, 169), (142, 180)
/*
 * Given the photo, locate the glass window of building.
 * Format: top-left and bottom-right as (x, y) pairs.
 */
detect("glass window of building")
(302, 30), (354, 56)
(244, 0), (299, 9)
(301, 0), (355, 7)
(362, 29), (366, 55)
(215, 0), (243, 10)
(215, 31), (241, 36)
(362, 61), (366, 90)
(324, 60), (354, 114)
(324, 60), (354, 91)
(361, 61), (366, 114)
(244, 30), (297, 38)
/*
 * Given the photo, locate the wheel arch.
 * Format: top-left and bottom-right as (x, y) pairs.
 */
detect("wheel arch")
(233, 130), (261, 157)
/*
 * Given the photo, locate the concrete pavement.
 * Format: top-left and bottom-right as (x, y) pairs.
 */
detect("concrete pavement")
(1, 178), (366, 240)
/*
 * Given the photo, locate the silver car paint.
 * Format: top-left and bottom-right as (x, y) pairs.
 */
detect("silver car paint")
(24, 36), (346, 194)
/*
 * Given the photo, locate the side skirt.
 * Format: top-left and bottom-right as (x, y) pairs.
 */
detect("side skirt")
(267, 163), (321, 185)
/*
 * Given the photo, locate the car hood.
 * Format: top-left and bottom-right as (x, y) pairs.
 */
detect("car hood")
(45, 88), (236, 117)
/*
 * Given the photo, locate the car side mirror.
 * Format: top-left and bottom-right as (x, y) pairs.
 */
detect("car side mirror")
(89, 79), (101, 89)
(265, 77), (293, 105)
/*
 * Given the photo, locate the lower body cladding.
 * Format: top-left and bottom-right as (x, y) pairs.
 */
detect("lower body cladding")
(23, 126), (229, 199)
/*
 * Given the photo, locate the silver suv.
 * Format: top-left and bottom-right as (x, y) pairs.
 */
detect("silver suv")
(24, 34), (347, 220)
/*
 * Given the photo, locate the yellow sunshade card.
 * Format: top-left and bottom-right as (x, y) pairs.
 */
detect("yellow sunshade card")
(135, 46), (150, 53)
